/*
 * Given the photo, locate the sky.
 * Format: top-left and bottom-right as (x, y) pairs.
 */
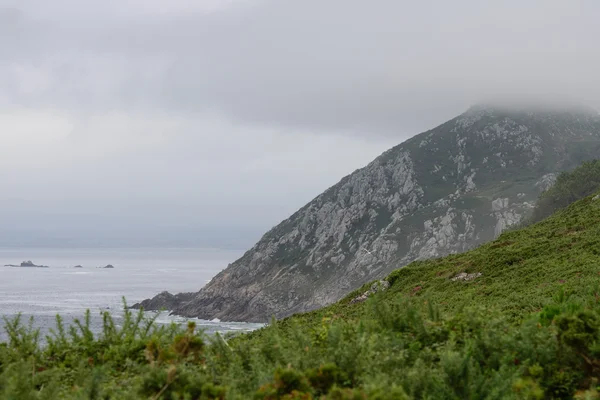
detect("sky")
(1, 0), (599, 248)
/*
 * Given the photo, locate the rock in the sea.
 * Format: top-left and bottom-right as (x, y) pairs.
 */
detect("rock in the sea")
(103, 264), (115, 269)
(4, 260), (49, 268)
(130, 291), (196, 311)
(74, 265), (83, 268)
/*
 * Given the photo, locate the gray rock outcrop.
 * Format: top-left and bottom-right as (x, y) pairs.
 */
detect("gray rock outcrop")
(4, 260), (49, 268)
(350, 280), (391, 304)
(451, 272), (483, 282)
(131, 291), (196, 311)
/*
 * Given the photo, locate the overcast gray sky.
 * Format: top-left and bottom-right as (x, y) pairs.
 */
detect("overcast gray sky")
(1, 0), (599, 248)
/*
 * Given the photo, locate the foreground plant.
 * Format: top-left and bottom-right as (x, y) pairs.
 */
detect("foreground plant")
(1, 290), (600, 399)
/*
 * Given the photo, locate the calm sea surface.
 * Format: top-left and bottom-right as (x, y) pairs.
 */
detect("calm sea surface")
(0, 247), (264, 341)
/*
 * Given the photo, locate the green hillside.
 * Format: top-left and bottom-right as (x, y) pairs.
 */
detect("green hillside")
(4, 184), (600, 398)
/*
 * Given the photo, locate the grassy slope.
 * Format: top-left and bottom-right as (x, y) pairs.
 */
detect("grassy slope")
(274, 190), (600, 332)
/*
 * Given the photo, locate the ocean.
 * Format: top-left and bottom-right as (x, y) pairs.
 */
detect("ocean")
(0, 247), (264, 342)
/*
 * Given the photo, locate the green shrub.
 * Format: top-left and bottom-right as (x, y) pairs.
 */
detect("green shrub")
(2, 290), (600, 398)
(529, 159), (600, 224)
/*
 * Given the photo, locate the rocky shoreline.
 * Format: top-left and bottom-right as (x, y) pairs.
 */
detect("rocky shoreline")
(130, 291), (196, 312)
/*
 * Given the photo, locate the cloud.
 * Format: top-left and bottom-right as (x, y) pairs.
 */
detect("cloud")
(1, 0), (599, 246)
(5, 0), (600, 134)
(0, 106), (394, 247)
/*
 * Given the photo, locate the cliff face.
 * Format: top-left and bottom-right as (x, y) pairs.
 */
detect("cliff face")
(142, 105), (600, 322)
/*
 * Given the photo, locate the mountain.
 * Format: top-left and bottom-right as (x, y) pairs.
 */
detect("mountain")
(139, 104), (600, 322)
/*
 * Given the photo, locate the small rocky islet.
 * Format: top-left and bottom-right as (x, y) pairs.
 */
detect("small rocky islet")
(3, 261), (116, 269)
(4, 260), (49, 268)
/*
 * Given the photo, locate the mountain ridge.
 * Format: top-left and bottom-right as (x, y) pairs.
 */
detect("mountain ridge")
(136, 104), (600, 322)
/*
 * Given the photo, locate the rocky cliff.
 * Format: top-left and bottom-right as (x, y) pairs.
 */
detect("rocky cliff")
(140, 105), (600, 322)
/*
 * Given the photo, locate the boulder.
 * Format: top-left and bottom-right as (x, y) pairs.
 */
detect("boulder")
(451, 272), (482, 282)
(349, 280), (390, 304)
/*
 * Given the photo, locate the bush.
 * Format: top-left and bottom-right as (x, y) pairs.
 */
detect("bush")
(529, 159), (600, 223)
(3, 291), (600, 398)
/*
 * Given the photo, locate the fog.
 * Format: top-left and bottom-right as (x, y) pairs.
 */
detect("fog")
(1, 0), (599, 248)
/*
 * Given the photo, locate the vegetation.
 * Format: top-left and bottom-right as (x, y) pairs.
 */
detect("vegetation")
(4, 174), (600, 398)
(529, 159), (600, 224)
(4, 288), (600, 399)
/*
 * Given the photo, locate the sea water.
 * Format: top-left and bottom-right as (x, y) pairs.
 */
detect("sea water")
(0, 247), (264, 341)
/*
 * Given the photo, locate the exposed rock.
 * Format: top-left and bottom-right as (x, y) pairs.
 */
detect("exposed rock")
(593, 194), (600, 201)
(350, 280), (390, 304)
(74, 265), (83, 268)
(140, 105), (600, 322)
(451, 272), (482, 282)
(490, 197), (524, 237)
(535, 173), (558, 192)
(103, 264), (114, 269)
(130, 291), (196, 311)
(4, 260), (49, 268)
(494, 210), (521, 237)
(492, 198), (509, 212)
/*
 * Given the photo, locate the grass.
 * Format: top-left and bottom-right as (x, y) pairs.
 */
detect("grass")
(4, 189), (600, 398)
